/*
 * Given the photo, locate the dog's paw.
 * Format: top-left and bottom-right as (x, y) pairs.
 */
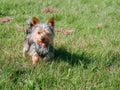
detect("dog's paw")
(32, 54), (39, 64)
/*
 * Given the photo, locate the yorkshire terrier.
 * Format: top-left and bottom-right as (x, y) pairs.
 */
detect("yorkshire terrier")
(23, 17), (55, 64)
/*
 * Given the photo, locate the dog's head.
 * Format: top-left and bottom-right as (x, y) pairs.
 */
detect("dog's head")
(27, 17), (54, 47)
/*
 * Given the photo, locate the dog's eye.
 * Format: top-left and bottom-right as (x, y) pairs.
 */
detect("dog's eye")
(38, 30), (43, 34)
(38, 31), (41, 34)
(47, 33), (51, 36)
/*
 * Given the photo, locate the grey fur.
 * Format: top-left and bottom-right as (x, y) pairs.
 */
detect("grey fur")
(23, 17), (55, 62)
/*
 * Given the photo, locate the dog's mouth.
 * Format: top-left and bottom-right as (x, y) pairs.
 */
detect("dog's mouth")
(38, 42), (46, 47)
(37, 38), (49, 47)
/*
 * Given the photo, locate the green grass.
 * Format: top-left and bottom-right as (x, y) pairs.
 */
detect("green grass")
(0, 0), (120, 90)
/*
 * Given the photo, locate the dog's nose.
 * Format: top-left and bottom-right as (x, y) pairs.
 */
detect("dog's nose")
(41, 37), (46, 42)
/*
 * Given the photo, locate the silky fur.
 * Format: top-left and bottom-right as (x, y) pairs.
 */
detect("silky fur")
(23, 17), (55, 64)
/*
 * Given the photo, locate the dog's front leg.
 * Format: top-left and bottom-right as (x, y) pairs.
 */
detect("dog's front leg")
(32, 53), (39, 64)
(23, 39), (30, 57)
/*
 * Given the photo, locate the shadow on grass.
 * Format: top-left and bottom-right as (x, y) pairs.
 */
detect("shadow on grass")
(55, 47), (91, 68)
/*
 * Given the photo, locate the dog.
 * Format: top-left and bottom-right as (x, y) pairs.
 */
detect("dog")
(23, 17), (55, 64)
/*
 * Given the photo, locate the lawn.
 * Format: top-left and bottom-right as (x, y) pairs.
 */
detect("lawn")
(0, 0), (120, 90)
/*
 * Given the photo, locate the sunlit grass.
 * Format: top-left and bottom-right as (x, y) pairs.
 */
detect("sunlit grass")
(0, 0), (120, 89)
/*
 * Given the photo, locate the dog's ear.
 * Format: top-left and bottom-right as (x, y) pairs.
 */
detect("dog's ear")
(27, 17), (40, 27)
(47, 17), (54, 28)
(26, 17), (40, 34)
(31, 17), (40, 26)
